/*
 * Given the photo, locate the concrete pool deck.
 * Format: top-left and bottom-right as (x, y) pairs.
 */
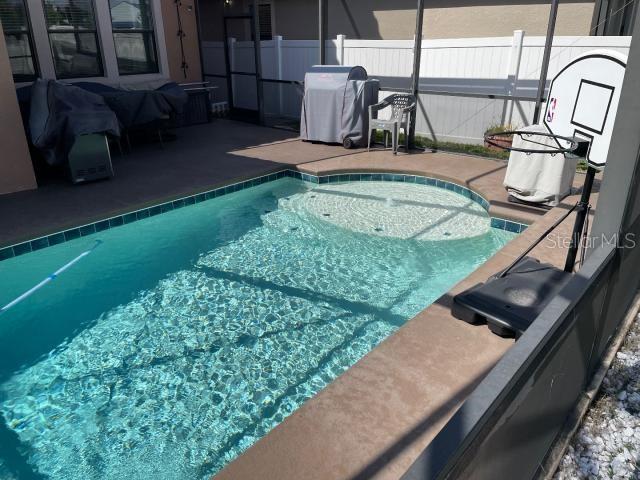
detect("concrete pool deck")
(0, 119), (556, 249)
(0, 119), (596, 479)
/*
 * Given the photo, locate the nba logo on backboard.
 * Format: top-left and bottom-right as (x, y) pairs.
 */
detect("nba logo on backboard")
(546, 98), (557, 123)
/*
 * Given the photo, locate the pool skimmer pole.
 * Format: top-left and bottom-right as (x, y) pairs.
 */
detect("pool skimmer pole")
(0, 240), (103, 315)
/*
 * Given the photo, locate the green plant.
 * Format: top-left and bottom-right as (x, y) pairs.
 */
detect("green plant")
(372, 131), (588, 171)
(374, 131), (509, 160)
(416, 136), (510, 160)
(484, 123), (518, 136)
(577, 160), (588, 172)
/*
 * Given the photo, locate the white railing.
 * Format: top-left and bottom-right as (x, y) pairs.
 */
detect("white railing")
(202, 33), (631, 144)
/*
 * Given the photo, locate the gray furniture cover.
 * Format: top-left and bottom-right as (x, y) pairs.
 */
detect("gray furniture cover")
(300, 66), (379, 147)
(29, 79), (120, 167)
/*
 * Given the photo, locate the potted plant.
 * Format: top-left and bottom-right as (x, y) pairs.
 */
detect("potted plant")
(484, 124), (516, 151)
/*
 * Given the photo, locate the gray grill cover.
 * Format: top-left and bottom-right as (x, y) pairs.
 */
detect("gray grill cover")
(300, 66), (379, 146)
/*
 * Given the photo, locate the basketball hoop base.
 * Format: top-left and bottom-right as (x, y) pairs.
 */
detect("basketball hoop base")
(453, 166), (595, 338)
(452, 257), (572, 338)
(507, 194), (553, 210)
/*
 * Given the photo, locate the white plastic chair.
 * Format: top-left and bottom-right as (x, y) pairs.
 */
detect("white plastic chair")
(368, 94), (416, 154)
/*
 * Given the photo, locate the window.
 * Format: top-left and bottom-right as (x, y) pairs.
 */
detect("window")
(0, 0), (38, 82)
(43, 0), (103, 78)
(109, 0), (158, 75)
(258, 3), (272, 40)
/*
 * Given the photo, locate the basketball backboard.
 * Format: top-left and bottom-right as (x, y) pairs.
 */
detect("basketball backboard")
(543, 50), (627, 170)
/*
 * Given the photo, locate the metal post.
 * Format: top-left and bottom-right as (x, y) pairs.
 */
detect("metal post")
(275, 35), (284, 115)
(251, 0), (265, 124)
(193, 0), (206, 82)
(409, 0), (426, 149)
(533, 0), (559, 124)
(222, 19), (234, 111)
(319, 0), (327, 64)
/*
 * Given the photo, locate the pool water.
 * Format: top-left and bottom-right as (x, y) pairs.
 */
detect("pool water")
(0, 179), (516, 480)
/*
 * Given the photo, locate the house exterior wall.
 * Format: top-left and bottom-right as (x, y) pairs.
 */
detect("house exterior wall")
(161, 0), (203, 83)
(269, 0), (595, 40)
(0, 23), (37, 195)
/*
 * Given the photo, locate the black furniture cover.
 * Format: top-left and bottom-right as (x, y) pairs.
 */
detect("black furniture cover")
(29, 79), (120, 167)
(74, 81), (188, 129)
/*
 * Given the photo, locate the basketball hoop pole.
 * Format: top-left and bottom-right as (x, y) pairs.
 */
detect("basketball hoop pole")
(564, 165), (597, 272)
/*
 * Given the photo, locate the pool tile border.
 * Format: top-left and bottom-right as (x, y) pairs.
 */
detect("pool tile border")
(0, 170), (527, 262)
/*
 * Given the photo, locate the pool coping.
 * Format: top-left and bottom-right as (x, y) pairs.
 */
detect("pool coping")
(0, 170), (527, 263)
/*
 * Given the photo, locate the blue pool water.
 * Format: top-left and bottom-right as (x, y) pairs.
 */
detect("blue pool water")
(0, 179), (516, 479)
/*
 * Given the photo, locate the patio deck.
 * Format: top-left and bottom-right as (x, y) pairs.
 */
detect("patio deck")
(0, 119), (550, 249)
(0, 119), (595, 479)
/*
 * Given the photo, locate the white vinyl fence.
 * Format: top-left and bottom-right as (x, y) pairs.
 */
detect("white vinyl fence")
(202, 32), (631, 144)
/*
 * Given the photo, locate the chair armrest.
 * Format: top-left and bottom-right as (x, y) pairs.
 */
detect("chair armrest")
(369, 99), (391, 113)
(369, 99), (392, 120)
(402, 101), (417, 113)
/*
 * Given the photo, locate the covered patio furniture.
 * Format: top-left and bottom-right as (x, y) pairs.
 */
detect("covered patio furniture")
(503, 124), (578, 207)
(29, 79), (119, 183)
(368, 94), (417, 154)
(73, 80), (188, 148)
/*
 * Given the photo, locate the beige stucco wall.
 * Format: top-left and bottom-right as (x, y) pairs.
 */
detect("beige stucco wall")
(0, 23), (37, 195)
(161, 1), (203, 83)
(270, 0), (595, 39)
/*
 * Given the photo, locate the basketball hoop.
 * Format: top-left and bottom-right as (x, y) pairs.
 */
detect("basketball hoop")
(451, 49), (628, 339)
(484, 130), (580, 156)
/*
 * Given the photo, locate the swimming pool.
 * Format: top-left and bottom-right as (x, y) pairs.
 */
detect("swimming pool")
(0, 174), (519, 479)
